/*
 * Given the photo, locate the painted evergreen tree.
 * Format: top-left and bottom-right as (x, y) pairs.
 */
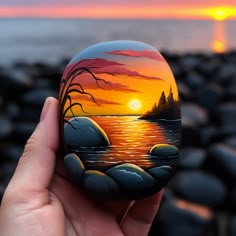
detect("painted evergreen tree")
(140, 86), (180, 120)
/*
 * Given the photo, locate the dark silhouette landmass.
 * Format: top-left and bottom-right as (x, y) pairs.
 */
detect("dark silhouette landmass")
(140, 87), (180, 120)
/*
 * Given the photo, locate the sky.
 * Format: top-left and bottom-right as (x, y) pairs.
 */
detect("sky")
(61, 41), (178, 116)
(1, 0), (236, 7)
(0, 0), (236, 19)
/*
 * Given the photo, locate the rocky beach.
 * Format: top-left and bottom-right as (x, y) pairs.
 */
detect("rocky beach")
(0, 51), (236, 236)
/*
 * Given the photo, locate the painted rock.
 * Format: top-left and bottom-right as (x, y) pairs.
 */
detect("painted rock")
(59, 40), (181, 200)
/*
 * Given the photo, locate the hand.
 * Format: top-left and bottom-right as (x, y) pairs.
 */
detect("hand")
(0, 97), (163, 236)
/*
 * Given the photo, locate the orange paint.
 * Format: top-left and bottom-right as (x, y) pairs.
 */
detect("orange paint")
(91, 116), (166, 168)
(63, 58), (176, 116)
(60, 40), (181, 173)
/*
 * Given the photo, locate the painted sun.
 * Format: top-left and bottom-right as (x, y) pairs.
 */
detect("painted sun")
(129, 99), (142, 111)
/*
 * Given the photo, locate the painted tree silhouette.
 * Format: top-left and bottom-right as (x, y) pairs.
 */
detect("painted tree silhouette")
(59, 61), (111, 147)
(140, 86), (180, 120)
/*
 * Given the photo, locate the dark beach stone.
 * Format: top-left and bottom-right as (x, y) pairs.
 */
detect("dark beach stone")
(224, 136), (236, 149)
(0, 68), (33, 93)
(206, 144), (236, 185)
(5, 102), (20, 120)
(216, 103), (236, 129)
(12, 61), (30, 69)
(38, 65), (62, 83)
(176, 81), (193, 101)
(149, 144), (179, 158)
(226, 83), (236, 101)
(106, 163), (156, 192)
(18, 107), (42, 122)
(180, 55), (201, 69)
(151, 199), (215, 236)
(1, 162), (18, 185)
(161, 188), (174, 201)
(219, 126), (236, 137)
(12, 122), (37, 144)
(181, 103), (208, 126)
(20, 88), (57, 107)
(169, 62), (185, 80)
(226, 186), (236, 211)
(0, 184), (5, 202)
(0, 116), (12, 140)
(58, 58), (70, 69)
(178, 148), (206, 169)
(24, 63), (47, 79)
(199, 126), (219, 146)
(34, 77), (55, 89)
(228, 216), (236, 236)
(200, 126), (235, 146)
(185, 72), (205, 89)
(171, 171), (226, 208)
(226, 51), (236, 62)
(195, 83), (223, 109)
(64, 117), (110, 149)
(83, 170), (121, 198)
(198, 59), (219, 77)
(218, 64), (236, 85)
(0, 144), (23, 161)
(64, 153), (85, 183)
(0, 96), (3, 109)
(181, 118), (200, 146)
(29, 63), (62, 82)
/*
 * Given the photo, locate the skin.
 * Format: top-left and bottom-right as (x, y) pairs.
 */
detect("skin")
(0, 97), (163, 236)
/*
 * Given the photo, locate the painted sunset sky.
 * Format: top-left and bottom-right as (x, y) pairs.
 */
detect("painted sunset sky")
(62, 41), (178, 116)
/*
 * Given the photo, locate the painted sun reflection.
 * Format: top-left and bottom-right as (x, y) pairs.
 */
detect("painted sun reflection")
(89, 116), (167, 169)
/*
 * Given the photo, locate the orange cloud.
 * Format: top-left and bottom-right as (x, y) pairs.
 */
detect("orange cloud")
(105, 49), (165, 61)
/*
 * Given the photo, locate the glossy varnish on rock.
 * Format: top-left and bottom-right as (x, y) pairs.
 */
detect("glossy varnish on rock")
(59, 40), (181, 199)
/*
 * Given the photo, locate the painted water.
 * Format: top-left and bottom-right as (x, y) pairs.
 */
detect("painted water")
(75, 116), (181, 170)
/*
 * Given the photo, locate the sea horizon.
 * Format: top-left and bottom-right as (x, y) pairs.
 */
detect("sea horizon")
(0, 18), (235, 65)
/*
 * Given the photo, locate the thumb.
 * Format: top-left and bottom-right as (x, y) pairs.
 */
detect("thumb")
(6, 97), (59, 200)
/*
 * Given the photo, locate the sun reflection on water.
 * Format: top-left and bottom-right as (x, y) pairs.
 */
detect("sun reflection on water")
(212, 21), (227, 53)
(82, 116), (168, 169)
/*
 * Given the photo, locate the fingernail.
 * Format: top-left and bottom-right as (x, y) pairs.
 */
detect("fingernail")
(40, 97), (51, 122)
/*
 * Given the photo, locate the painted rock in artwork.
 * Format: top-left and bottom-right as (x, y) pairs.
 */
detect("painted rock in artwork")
(59, 40), (181, 200)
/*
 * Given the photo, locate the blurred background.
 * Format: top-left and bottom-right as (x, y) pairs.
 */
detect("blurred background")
(0, 1), (236, 235)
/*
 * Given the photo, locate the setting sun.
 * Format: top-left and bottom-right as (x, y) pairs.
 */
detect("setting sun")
(205, 7), (236, 21)
(129, 99), (142, 111)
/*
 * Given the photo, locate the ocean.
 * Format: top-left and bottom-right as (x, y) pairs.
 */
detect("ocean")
(0, 18), (235, 65)
(71, 116), (181, 170)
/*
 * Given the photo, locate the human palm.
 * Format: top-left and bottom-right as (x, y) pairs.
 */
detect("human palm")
(0, 98), (162, 236)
